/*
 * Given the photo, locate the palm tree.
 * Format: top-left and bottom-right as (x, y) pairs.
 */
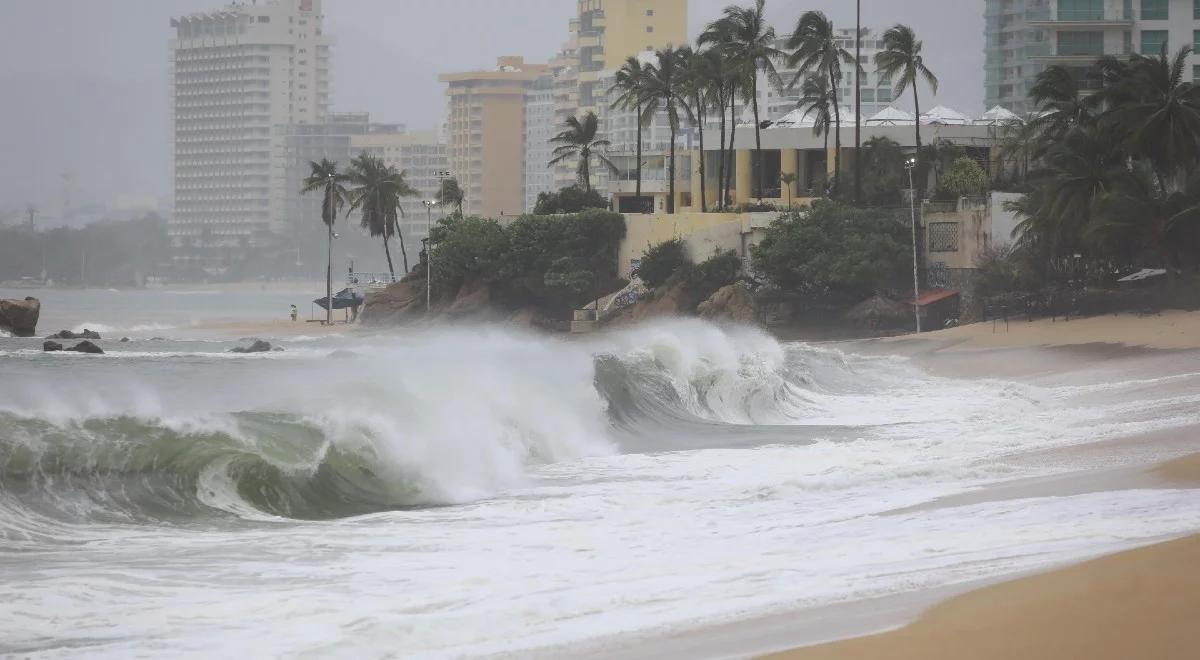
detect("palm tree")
(997, 117), (1041, 186)
(712, 0), (781, 201)
(788, 11), (854, 198)
(1093, 162), (1200, 267)
(548, 112), (618, 194)
(796, 74), (834, 188)
(681, 47), (715, 212)
(348, 153), (419, 277)
(698, 16), (743, 209)
(300, 158), (350, 324)
(1104, 46), (1200, 189)
(779, 172), (797, 209)
(610, 56), (651, 208)
(638, 47), (690, 214)
(875, 25), (939, 188)
(1029, 65), (1097, 145)
(437, 177), (464, 217)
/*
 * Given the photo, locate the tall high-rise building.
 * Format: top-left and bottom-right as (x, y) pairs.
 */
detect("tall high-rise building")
(984, 0), (1048, 115)
(439, 57), (549, 218)
(524, 77), (558, 212)
(986, 0), (1200, 114)
(575, 0), (688, 114)
(169, 0), (331, 253)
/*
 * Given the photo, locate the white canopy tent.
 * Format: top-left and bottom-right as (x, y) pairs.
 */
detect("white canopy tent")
(974, 105), (1022, 126)
(920, 105), (971, 126)
(865, 106), (916, 125)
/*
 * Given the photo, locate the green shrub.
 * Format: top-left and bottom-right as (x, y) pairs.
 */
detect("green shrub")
(687, 249), (742, 298)
(940, 157), (988, 199)
(750, 200), (910, 300)
(637, 238), (690, 289)
(533, 186), (609, 215)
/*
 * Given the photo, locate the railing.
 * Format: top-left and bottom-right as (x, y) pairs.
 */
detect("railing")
(347, 272), (397, 289)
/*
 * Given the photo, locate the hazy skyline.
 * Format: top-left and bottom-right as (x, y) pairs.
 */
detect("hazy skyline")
(0, 0), (982, 216)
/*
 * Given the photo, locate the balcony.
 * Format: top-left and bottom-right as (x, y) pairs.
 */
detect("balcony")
(1030, 44), (1131, 64)
(1028, 7), (1132, 29)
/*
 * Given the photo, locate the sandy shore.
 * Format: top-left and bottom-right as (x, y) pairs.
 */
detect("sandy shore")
(194, 318), (357, 338)
(759, 314), (1200, 660)
(904, 308), (1200, 350)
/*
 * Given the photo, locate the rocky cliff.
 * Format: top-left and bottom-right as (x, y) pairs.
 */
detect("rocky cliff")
(0, 297), (40, 337)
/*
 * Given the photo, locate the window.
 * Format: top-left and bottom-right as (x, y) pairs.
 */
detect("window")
(1141, 0), (1168, 20)
(1058, 0), (1103, 20)
(646, 26), (653, 33)
(257, 15), (269, 22)
(646, 9), (654, 16)
(1141, 30), (1168, 55)
(1058, 31), (1104, 56)
(1195, 30), (1200, 53)
(928, 223), (960, 252)
(1195, 65), (1200, 83)
(1196, 0), (1200, 19)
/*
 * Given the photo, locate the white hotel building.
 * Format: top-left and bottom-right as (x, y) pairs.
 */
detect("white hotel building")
(169, 0), (331, 251)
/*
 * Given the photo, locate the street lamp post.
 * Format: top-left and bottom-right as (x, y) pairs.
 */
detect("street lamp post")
(422, 200), (439, 313)
(325, 173), (334, 325)
(905, 157), (922, 333)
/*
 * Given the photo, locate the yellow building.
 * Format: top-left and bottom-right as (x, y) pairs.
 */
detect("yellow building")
(575, 0), (688, 114)
(439, 57), (548, 218)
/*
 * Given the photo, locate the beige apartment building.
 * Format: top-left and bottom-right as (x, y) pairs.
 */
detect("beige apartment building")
(439, 57), (548, 218)
(575, 0), (688, 114)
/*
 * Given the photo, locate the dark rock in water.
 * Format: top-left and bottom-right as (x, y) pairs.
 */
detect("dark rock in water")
(0, 297), (40, 337)
(327, 350), (358, 360)
(67, 340), (104, 354)
(229, 339), (272, 354)
(47, 328), (102, 340)
(150, 337), (166, 341)
(120, 337), (131, 343)
(43, 340), (63, 352)
(271, 347), (285, 352)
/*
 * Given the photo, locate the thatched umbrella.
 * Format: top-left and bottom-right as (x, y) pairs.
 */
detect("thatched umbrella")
(847, 295), (911, 328)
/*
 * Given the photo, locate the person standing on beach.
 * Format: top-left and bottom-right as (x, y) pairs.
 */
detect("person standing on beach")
(290, 305), (298, 322)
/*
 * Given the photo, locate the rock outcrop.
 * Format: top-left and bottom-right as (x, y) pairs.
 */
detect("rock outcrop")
(47, 329), (102, 340)
(0, 297), (41, 337)
(229, 339), (272, 354)
(43, 340), (63, 352)
(359, 279), (426, 326)
(67, 340), (104, 354)
(603, 279), (694, 326)
(697, 282), (760, 324)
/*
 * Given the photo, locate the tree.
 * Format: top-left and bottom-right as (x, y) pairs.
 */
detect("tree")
(1104, 46), (1200, 189)
(533, 186), (608, 215)
(637, 238), (690, 288)
(548, 112), (618, 193)
(940, 157), (988, 199)
(750, 200), (910, 299)
(639, 47), (690, 214)
(875, 25), (938, 190)
(796, 74), (834, 188)
(1029, 65), (1097, 145)
(437, 177), (465, 217)
(780, 173), (798, 209)
(682, 47), (716, 212)
(858, 136), (905, 205)
(1092, 164), (1200, 269)
(300, 158), (350, 324)
(610, 56), (651, 207)
(698, 16), (747, 210)
(712, 0), (781, 201)
(788, 11), (854, 198)
(347, 152), (418, 277)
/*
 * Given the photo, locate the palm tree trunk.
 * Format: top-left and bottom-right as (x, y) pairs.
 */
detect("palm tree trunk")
(396, 224), (409, 274)
(752, 75), (764, 201)
(382, 231), (395, 277)
(635, 102), (643, 209)
(725, 87), (737, 207)
(913, 83), (923, 196)
(830, 64), (842, 198)
(325, 190), (333, 326)
(581, 152), (591, 192)
(854, 0), (862, 206)
(697, 92), (708, 213)
(668, 123), (677, 214)
(716, 93), (727, 211)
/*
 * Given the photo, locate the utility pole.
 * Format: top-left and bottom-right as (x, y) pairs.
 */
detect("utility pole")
(854, 0), (862, 206)
(26, 205), (36, 230)
(906, 157), (921, 333)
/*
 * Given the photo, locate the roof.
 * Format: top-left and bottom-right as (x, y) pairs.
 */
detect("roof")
(920, 105), (970, 126)
(909, 288), (960, 306)
(865, 106), (915, 125)
(974, 106), (1022, 125)
(773, 107), (817, 128)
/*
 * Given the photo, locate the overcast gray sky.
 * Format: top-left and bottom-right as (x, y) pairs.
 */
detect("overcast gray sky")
(0, 0), (982, 216)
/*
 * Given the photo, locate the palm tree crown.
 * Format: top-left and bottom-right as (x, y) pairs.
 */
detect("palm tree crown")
(548, 112), (618, 193)
(347, 153), (419, 276)
(876, 24), (938, 160)
(787, 11), (854, 197)
(300, 158), (350, 228)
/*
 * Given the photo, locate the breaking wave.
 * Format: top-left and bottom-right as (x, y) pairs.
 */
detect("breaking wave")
(0, 321), (831, 526)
